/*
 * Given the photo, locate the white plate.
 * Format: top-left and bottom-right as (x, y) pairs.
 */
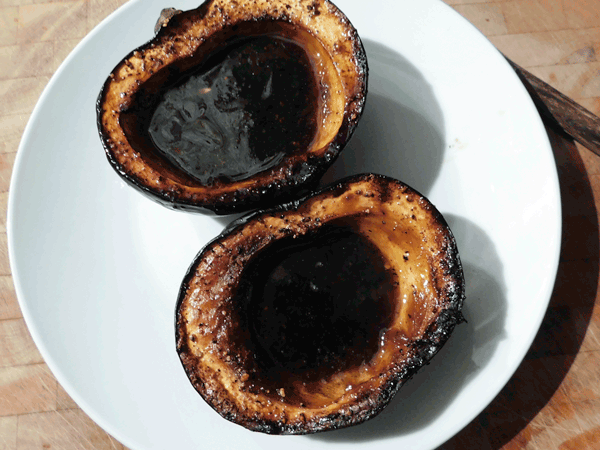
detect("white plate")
(7, 0), (561, 449)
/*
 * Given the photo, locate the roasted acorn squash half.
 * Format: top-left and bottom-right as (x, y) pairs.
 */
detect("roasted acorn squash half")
(176, 173), (465, 434)
(97, 0), (367, 214)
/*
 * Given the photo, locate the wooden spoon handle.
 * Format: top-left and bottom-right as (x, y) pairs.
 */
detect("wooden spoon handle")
(507, 57), (600, 156)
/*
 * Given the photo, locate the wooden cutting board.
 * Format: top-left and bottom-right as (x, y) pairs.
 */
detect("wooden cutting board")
(1, 0), (600, 448)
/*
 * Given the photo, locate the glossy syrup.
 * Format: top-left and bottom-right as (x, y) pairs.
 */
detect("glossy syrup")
(239, 223), (398, 404)
(148, 35), (320, 185)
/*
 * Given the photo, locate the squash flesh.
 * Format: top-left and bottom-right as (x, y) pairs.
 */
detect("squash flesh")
(97, 0), (366, 214)
(176, 174), (465, 433)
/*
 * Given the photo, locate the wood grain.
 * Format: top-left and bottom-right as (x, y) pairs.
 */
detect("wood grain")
(2, 0), (600, 449)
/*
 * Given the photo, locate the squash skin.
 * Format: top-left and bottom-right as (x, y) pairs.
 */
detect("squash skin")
(175, 173), (465, 434)
(96, 0), (368, 215)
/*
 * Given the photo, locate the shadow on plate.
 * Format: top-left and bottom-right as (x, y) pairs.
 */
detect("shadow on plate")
(439, 128), (600, 450)
(310, 215), (508, 443)
(213, 38), (446, 228)
(321, 38), (445, 196)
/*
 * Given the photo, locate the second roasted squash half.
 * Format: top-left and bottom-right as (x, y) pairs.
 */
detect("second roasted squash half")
(176, 173), (465, 434)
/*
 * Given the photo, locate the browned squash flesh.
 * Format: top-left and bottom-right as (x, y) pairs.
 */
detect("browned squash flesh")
(176, 173), (465, 434)
(97, 0), (367, 214)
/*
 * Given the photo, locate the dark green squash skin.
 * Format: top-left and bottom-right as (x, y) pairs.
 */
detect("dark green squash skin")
(96, 0), (368, 215)
(175, 173), (466, 434)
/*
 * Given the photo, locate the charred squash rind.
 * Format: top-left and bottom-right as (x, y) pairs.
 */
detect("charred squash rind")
(175, 173), (465, 434)
(97, 0), (368, 215)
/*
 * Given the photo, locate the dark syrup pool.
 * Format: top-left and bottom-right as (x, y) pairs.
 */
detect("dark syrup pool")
(235, 223), (398, 405)
(148, 35), (320, 185)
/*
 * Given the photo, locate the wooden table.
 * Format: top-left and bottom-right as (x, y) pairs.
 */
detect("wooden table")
(1, 0), (600, 448)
